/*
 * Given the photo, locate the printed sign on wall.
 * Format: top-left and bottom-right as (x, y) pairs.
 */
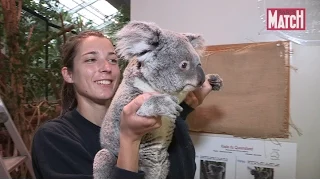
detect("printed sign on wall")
(191, 134), (297, 179)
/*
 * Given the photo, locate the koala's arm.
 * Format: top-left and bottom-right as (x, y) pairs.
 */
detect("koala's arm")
(178, 74), (223, 120)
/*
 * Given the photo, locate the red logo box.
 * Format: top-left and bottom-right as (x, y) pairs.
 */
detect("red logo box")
(267, 8), (306, 30)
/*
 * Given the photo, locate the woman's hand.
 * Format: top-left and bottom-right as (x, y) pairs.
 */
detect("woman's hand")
(120, 93), (162, 143)
(117, 93), (161, 172)
(184, 79), (212, 109)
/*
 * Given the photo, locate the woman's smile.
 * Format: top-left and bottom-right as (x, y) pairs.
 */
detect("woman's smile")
(95, 79), (112, 85)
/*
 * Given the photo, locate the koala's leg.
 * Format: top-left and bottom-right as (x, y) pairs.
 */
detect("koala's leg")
(206, 74), (223, 91)
(139, 118), (175, 179)
(140, 152), (170, 179)
(141, 161), (170, 179)
(136, 94), (183, 119)
(93, 148), (117, 179)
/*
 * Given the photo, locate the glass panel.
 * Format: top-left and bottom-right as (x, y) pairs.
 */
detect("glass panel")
(59, 1), (79, 10)
(77, 8), (104, 25)
(85, 6), (105, 20)
(91, 0), (118, 16)
(32, 0), (118, 28)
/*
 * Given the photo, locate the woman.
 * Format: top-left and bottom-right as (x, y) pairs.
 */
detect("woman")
(31, 30), (212, 179)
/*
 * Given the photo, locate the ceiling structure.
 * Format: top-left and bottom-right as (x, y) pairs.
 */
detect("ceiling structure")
(106, 0), (130, 10)
(57, 0), (130, 29)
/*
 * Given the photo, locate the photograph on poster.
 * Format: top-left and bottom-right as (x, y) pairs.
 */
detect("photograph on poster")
(248, 166), (274, 179)
(200, 159), (226, 179)
(191, 135), (297, 179)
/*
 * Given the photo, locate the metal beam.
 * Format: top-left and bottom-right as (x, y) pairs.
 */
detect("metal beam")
(69, 0), (99, 14)
(22, 6), (77, 34)
(105, 0), (130, 10)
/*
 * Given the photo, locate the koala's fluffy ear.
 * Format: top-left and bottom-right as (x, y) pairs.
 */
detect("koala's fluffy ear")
(181, 33), (206, 56)
(115, 21), (161, 61)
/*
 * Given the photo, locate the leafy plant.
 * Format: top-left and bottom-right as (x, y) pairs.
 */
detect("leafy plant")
(103, 6), (130, 42)
(0, 0), (129, 177)
(102, 6), (130, 73)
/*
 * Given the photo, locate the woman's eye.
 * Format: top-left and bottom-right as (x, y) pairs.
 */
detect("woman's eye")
(108, 59), (118, 64)
(85, 58), (96, 62)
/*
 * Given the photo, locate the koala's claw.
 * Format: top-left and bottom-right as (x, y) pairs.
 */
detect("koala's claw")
(206, 74), (223, 91)
(136, 94), (183, 119)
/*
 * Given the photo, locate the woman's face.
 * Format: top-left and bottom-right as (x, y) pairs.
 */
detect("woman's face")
(64, 36), (121, 105)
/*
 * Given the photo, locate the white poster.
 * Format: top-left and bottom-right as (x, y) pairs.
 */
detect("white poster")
(190, 134), (297, 179)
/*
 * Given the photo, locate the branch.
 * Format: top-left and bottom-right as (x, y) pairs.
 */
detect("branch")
(49, 72), (61, 100)
(0, 79), (6, 92)
(0, 52), (9, 60)
(26, 25), (75, 56)
(0, 52), (8, 93)
(37, 106), (51, 128)
(26, 25), (36, 47)
(16, 0), (23, 23)
(59, 13), (67, 44)
(0, 88), (5, 97)
(0, 0), (8, 14)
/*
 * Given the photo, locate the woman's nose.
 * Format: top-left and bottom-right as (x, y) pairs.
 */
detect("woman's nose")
(99, 60), (112, 73)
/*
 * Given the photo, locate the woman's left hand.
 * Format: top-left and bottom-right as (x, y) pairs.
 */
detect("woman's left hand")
(184, 79), (212, 109)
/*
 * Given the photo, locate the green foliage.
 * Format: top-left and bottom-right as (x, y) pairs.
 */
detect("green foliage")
(1, 0), (130, 102)
(103, 6), (130, 42)
(102, 6), (130, 74)
(0, 2), (129, 172)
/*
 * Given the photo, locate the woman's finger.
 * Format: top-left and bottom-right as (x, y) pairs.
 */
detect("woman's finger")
(193, 79), (212, 105)
(125, 93), (152, 115)
(184, 92), (199, 108)
(140, 116), (162, 132)
(139, 115), (161, 128)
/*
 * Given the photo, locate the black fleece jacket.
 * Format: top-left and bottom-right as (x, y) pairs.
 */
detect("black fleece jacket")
(31, 102), (196, 179)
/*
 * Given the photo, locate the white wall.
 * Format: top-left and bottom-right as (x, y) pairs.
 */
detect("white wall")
(131, 0), (320, 178)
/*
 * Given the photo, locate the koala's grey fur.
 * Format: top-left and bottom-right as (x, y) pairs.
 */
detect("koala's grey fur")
(93, 21), (223, 179)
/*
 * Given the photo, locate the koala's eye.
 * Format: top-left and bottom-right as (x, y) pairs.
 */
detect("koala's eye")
(179, 61), (189, 70)
(182, 63), (188, 68)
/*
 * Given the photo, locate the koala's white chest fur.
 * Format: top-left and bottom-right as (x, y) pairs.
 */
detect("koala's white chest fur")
(133, 77), (188, 178)
(133, 77), (187, 103)
(133, 77), (186, 139)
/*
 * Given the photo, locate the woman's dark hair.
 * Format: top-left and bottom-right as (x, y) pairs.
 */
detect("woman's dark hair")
(60, 30), (109, 116)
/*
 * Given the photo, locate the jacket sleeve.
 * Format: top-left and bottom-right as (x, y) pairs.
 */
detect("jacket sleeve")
(31, 127), (145, 179)
(112, 167), (145, 179)
(179, 101), (194, 120)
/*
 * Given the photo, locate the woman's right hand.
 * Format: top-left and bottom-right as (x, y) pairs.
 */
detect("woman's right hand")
(120, 93), (162, 143)
(117, 93), (161, 173)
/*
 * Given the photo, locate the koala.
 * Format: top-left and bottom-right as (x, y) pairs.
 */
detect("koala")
(249, 167), (273, 179)
(93, 21), (223, 179)
(207, 164), (225, 179)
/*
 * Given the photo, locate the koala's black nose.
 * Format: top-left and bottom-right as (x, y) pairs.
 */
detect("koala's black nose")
(197, 64), (205, 86)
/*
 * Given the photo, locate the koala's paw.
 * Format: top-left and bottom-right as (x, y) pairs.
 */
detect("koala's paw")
(137, 94), (183, 119)
(206, 74), (223, 91)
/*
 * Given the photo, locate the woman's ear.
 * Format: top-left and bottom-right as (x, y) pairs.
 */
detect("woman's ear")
(61, 67), (74, 83)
